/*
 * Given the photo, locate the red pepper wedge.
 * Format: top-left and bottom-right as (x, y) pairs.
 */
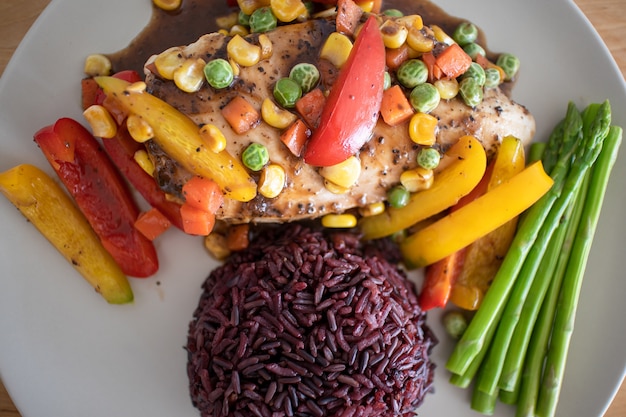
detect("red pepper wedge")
(34, 117), (159, 278)
(302, 15), (385, 166)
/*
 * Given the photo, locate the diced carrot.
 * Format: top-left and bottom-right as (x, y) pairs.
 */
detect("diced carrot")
(386, 44), (410, 70)
(81, 78), (100, 111)
(435, 43), (472, 79)
(222, 96), (260, 134)
(336, 0), (363, 36)
(295, 88), (326, 128)
(182, 176), (224, 213)
(180, 203), (216, 236)
(280, 118), (310, 157)
(226, 224), (250, 251)
(134, 207), (172, 241)
(380, 85), (414, 126)
(421, 52), (442, 81)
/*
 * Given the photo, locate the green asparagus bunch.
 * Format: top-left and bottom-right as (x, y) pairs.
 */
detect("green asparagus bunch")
(445, 100), (622, 417)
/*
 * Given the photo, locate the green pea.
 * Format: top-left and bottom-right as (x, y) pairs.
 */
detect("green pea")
(249, 7), (277, 33)
(396, 59), (428, 88)
(387, 185), (410, 208)
(383, 71), (392, 90)
(409, 83), (440, 113)
(289, 63), (320, 93)
(496, 53), (520, 81)
(238, 10), (251, 26)
(484, 67), (501, 88)
(417, 147), (441, 170)
(242, 143), (269, 171)
(303, 1), (315, 16)
(453, 22), (478, 46)
(203, 59), (234, 89)
(459, 77), (483, 107)
(462, 42), (486, 60)
(443, 311), (468, 339)
(383, 9), (404, 17)
(462, 62), (486, 87)
(273, 78), (302, 108)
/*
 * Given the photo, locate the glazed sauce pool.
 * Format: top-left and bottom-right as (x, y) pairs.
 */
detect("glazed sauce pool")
(107, 0), (496, 79)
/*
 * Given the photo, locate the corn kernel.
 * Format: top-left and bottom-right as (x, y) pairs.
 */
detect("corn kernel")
(324, 180), (350, 194)
(83, 105), (117, 138)
(318, 156), (361, 189)
(152, 0), (181, 11)
(126, 114), (154, 143)
(431, 24), (455, 45)
(238, 0), (271, 16)
(230, 24), (250, 37)
(406, 26), (434, 53)
(126, 81), (147, 93)
(271, 0), (308, 22)
(83, 54), (112, 77)
(434, 78), (459, 100)
(154, 47), (185, 80)
(173, 58), (206, 93)
(133, 149), (155, 176)
(408, 112), (438, 146)
(396, 15), (423, 31)
(261, 98), (297, 129)
(199, 124), (227, 153)
(258, 164), (286, 198)
(400, 167), (434, 192)
(215, 11), (239, 29)
(321, 213), (357, 228)
(258, 34), (273, 60)
(355, 0), (374, 12)
(359, 201), (385, 217)
(227, 35), (262, 67)
(320, 32), (353, 68)
(204, 232), (231, 260)
(228, 58), (241, 78)
(380, 20), (408, 50)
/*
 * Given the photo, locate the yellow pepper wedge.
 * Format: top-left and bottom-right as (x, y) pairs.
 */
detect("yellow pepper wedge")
(450, 136), (526, 310)
(0, 164), (133, 304)
(94, 76), (257, 202)
(399, 160), (554, 269)
(359, 135), (487, 240)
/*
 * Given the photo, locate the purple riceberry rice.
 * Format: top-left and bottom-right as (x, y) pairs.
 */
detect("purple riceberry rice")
(186, 224), (437, 417)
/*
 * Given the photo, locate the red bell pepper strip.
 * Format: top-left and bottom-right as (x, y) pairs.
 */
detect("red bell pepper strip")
(101, 125), (185, 231)
(302, 15), (385, 166)
(34, 117), (159, 278)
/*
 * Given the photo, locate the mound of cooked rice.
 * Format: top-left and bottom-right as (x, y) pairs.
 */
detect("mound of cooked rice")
(186, 224), (436, 417)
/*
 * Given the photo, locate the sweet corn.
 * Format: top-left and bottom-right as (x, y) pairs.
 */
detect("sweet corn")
(434, 78), (460, 99)
(319, 156), (361, 189)
(126, 114), (154, 143)
(83, 54), (111, 77)
(261, 98), (297, 129)
(199, 124), (227, 153)
(229, 58), (241, 77)
(321, 213), (357, 228)
(396, 15), (423, 31)
(152, 0), (181, 11)
(82, 105), (117, 139)
(400, 167), (434, 192)
(218, 29), (230, 36)
(406, 26), (434, 53)
(431, 24), (455, 45)
(324, 180), (350, 194)
(227, 35), (262, 67)
(355, 0), (374, 12)
(380, 20), (408, 49)
(408, 112), (438, 146)
(230, 24), (250, 37)
(173, 58), (206, 93)
(319, 33), (353, 68)
(154, 47), (185, 80)
(133, 150), (155, 176)
(215, 11), (239, 29)
(238, 0), (271, 16)
(126, 81), (147, 93)
(204, 232), (231, 260)
(258, 34), (273, 60)
(359, 201), (385, 217)
(271, 0), (308, 22)
(258, 164), (286, 198)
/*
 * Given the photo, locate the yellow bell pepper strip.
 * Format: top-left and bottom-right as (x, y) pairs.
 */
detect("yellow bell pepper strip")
(0, 164), (133, 304)
(94, 76), (257, 202)
(400, 160), (554, 269)
(450, 136), (526, 310)
(359, 135), (487, 240)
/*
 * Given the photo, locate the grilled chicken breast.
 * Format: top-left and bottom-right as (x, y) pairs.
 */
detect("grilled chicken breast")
(143, 17), (535, 224)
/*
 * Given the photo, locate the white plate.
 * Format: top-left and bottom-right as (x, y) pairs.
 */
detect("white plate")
(0, 0), (624, 416)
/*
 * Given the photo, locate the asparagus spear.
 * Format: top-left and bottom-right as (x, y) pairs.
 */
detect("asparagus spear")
(446, 102), (584, 375)
(536, 125), (622, 417)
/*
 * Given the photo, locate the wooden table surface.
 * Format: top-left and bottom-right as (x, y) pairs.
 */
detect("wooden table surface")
(1, 1), (625, 416)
